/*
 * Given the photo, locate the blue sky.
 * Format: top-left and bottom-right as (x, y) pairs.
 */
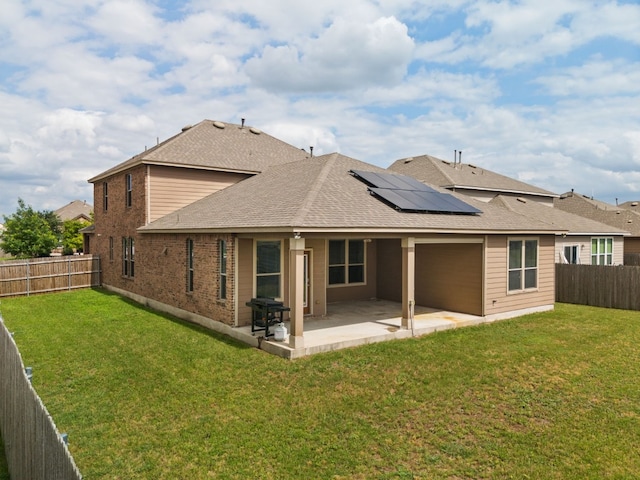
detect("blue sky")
(0, 0), (639, 218)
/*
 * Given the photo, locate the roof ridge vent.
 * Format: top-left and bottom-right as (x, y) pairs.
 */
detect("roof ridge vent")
(213, 121), (225, 129)
(181, 124), (192, 131)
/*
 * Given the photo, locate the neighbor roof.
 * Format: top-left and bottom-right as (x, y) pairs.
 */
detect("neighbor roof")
(555, 191), (640, 236)
(88, 120), (309, 183)
(139, 153), (562, 235)
(389, 154), (557, 198)
(55, 200), (93, 222)
(490, 195), (628, 236)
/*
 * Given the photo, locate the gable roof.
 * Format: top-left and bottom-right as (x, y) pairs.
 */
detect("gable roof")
(490, 195), (628, 236)
(388, 154), (557, 198)
(88, 120), (309, 183)
(140, 153), (561, 235)
(554, 191), (640, 236)
(55, 200), (93, 222)
(618, 200), (640, 211)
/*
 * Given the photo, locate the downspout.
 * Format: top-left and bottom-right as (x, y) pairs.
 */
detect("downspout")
(482, 235), (488, 317)
(145, 165), (151, 225)
(409, 299), (415, 337)
(233, 235), (239, 327)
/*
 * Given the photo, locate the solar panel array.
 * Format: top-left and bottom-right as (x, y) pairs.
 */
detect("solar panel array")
(350, 170), (482, 215)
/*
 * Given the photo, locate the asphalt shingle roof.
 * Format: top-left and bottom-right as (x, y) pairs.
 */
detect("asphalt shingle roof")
(389, 154), (557, 198)
(490, 195), (628, 236)
(140, 153), (561, 235)
(54, 200), (93, 222)
(555, 192), (640, 236)
(89, 120), (309, 182)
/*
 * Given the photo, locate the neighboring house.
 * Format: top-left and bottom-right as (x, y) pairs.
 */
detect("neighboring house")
(388, 155), (630, 266)
(555, 191), (640, 258)
(87, 120), (563, 356)
(389, 154), (558, 205)
(490, 195), (628, 265)
(55, 200), (93, 223)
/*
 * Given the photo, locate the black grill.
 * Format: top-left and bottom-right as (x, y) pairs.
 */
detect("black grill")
(245, 298), (290, 337)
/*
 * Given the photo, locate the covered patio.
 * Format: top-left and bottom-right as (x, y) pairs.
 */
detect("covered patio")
(235, 299), (488, 359)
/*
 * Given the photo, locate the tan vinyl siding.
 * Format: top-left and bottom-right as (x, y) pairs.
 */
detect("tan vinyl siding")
(306, 238), (327, 316)
(237, 238), (254, 326)
(415, 243), (483, 315)
(484, 235), (555, 316)
(148, 165), (250, 222)
(376, 239), (402, 302)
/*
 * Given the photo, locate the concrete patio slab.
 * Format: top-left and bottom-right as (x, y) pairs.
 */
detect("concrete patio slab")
(233, 299), (492, 359)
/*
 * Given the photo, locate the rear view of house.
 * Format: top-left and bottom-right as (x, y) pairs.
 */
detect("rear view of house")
(87, 121), (563, 357)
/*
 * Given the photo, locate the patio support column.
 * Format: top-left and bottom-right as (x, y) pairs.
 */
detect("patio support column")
(288, 237), (305, 348)
(401, 237), (415, 329)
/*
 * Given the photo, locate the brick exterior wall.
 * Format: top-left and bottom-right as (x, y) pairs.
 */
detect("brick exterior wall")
(136, 232), (236, 325)
(92, 165), (237, 326)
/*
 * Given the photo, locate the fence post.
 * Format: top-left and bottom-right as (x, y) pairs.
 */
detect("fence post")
(27, 260), (31, 296)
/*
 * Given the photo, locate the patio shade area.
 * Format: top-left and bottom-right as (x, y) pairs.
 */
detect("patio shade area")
(235, 299), (487, 359)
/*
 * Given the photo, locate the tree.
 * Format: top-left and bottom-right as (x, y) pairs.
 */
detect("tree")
(62, 219), (85, 255)
(0, 199), (58, 258)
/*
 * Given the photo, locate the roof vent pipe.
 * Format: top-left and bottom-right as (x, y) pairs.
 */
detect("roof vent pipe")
(459, 150), (462, 165)
(454, 150), (457, 167)
(310, 146), (314, 157)
(241, 118), (245, 128)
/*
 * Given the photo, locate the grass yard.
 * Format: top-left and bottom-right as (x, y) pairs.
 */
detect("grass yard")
(2, 289), (640, 479)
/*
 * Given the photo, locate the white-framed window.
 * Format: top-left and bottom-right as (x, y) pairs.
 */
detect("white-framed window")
(508, 238), (538, 292)
(122, 237), (135, 278)
(187, 239), (194, 292)
(256, 240), (281, 298)
(563, 245), (579, 264)
(219, 240), (227, 300)
(125, 173), (132, 207)
(591, 238), (613, 265)
(328, 239), (365, 286)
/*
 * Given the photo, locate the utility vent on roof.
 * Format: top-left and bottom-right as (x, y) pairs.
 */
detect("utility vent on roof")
(632, 202), (639, 207)
(181, 125), (192, 131)
(350, 170), (481, 215)
(213, 121), (225, 129)
(404, 157), (413, 164)
(249, 127), (261, 135)
(517, 197), (527, 203)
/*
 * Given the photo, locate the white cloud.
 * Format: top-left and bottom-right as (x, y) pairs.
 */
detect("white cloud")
(87, 0), (165, 48)
(535, 59), (640, 97)
(0, 0), (639, 217)
(245, 16), (414, 92)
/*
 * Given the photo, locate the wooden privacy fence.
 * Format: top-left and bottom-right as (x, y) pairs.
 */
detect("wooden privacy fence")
(0, 314), (83, 479)
(0, 255), (100, 298)
(556, 263), (640, 310)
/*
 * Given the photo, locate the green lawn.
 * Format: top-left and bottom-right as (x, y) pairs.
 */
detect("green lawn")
(2, 289), (640, 479)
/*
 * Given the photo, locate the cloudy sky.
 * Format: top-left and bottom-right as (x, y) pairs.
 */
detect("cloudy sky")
(1, 0), (639, 218)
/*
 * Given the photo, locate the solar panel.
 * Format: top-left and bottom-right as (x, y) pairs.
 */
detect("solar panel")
(351, 169), (481, 215)
(351, 170), (437, 192)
